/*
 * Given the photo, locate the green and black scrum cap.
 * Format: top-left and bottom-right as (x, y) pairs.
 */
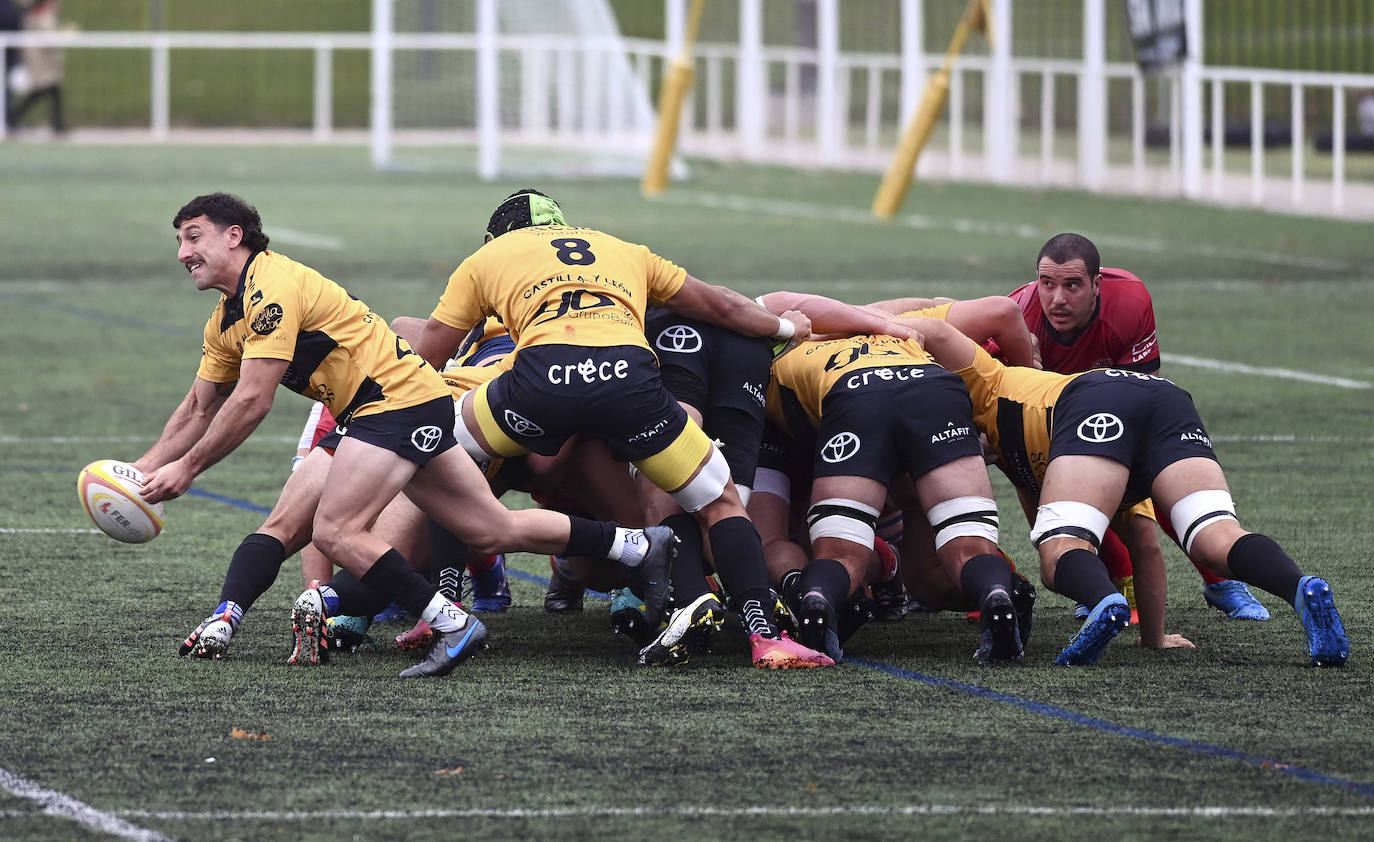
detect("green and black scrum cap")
(486, 189), (567, 239)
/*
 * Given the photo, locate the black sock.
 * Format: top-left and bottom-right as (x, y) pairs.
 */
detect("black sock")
(663, 512), (709, 603)
(427, 519), (475, 602)
(360, 549), (438, 619)
(565, 515), (616, 559)
(219, 533), (287, 610)
(1226, 533), (1303, 606)
(959, 552), (1016, 610)
(707, 516), (774, 614)
(798, 557), (852, 608)
(1049, 548), (1117, 607)
(326, 569), (392, 619)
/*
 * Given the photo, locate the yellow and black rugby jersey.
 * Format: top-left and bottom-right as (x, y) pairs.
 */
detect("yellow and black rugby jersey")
(196, 250), (448, 422)
(767, 334), (937, 432)
(440, 359), (506, 400)
(953, 344), (1078, 492)
(432, 226), (688, 353)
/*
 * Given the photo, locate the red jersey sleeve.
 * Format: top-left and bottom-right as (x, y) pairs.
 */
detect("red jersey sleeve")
(1096, 268), (1160, 371)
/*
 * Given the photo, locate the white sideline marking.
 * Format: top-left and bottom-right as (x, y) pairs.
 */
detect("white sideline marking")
(662, 190), (1359, 273)
(1164, 354), (1371, 389)
(270, 227), (343, 251)
(121, 805), (1374, 821)
(0, 767), (172, 842)
(0, 528), (103, 534)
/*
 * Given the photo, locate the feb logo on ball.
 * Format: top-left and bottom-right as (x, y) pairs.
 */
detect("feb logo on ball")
(77, 459), (165, 544)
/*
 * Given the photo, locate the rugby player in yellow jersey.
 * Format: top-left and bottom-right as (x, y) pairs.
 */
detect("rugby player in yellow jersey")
(413, 189), (832, 668)
(134, 193), (677, 677)
(904, 315), (1349, 667)
(761, 329), (1028, 664)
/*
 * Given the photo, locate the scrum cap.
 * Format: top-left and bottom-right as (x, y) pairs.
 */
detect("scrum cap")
(485, 189), (567, 239)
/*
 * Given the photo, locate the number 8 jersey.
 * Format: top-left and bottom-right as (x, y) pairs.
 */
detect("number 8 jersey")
(431, 226), (688, 353)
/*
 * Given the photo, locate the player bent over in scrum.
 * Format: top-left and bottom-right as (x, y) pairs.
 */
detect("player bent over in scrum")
(138, 193), (676, 678)
(762, 330), (1027, 664)
(415, 189), (832, 668)
(909, 316), (1349, 667)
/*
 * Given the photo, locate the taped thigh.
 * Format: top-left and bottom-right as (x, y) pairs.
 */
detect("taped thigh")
(1030, 500), (1111, 549)
(807, 497), (880, 548)
(1169, 490), (1237, 554)
(926, 496), (999, 550)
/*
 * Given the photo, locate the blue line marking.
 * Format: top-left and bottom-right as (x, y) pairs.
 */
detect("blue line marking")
(177, 489), (1369, 799)
(186, 488), (270, 514)
(850, 656), (1374, 799)
(508, 566), (609, 601)
(24, 298), (189, 337)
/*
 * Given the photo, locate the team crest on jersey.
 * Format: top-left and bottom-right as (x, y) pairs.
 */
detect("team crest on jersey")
(821, 432), (861, 463)
(251, 303), (284, 335)
(655, 324), (702, 354)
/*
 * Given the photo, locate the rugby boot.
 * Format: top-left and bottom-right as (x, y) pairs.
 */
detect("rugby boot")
(973, 588), (1024, 665)
(1055, 592), (1131, 666)
(399, 615), (489, 678)
(288, 580), (332, 666)
(394, 618), (435, 650)
(610, 587), (656, 645)
(1295, 576), (1349, 667)
(750, 631), (834, 668)
(837, 593), (875, 646)
(466, 554), (512, 613)
(180, 602), (240, 659)
(619, 525), (679, 629)
(1204, 580), (1271, 621)
(544, 556), (586, 613)
(637, 592), (726, 666)
(798, 589), (844, 664)
(325, 615), (374, 653)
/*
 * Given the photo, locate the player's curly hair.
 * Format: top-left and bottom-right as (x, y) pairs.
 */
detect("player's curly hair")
(173, 192), (271, 253)
(1036, 232), (1100, 278)
(485, 188), (567, 240)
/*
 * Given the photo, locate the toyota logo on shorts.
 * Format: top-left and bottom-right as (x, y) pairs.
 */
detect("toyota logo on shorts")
(1077, 413), (1124, 443)
(504, 409), (544, 437)
(410, 425), (443, 452)
(655, 325), (702, 354)
(821, 432), (861, 463)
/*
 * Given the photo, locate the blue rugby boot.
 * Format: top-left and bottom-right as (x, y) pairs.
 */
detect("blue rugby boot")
(1295, 576), (1349, 667)
(1203, 580), (1271, 620)
(1055, 592), (1131, 666)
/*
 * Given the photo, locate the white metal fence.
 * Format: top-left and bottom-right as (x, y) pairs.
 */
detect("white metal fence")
(2, 0), (1371, 219)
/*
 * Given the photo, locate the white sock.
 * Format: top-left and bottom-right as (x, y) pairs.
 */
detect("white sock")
(421, 593), (469, 633)
(609, 527), (649, 564)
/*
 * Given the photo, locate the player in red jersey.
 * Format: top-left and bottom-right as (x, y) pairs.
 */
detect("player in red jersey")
(997, 233), (1269, 622)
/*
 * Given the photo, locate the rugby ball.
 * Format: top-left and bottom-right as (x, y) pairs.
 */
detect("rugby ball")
(77, 459), (165, 544)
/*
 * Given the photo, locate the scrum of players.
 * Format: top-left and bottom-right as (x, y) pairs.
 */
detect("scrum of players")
(140, 190), (1349, 677)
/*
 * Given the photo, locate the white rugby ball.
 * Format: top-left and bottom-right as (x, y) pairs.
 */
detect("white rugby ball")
(77, 459), (165, 544)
